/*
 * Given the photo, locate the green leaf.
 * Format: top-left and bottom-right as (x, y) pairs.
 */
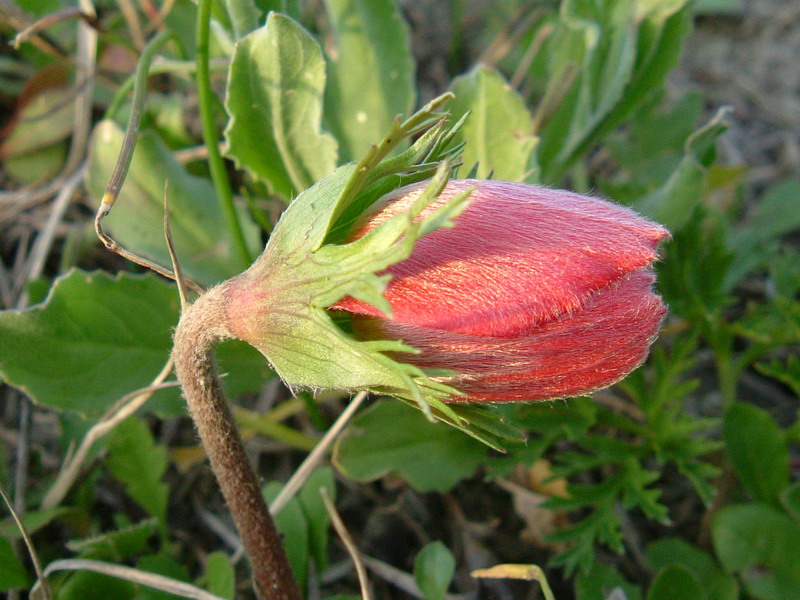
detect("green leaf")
(647, 564), (704, 600)
(0, 86), (74, 157)
(514, 397), (598, 439)
(106, 417), (169, 527)
(333, 400), (487, 492)
(537, 1), (691, 182)
(264, 482), (309, 588)
(782, 483), (800, 522)
(735, 179), (800, 245)
(575, 561), (641, 600)
(56, 570), (136, 600)
(0, 507), (71, 539)
(734, 297), (800, 347)
(724, 403), (790, 507)
(0, 537), (30, 591)
(603, 2), (691, 132)
(636, 107), (729, 230)
(538, 0), (638, 181)
(205, 552), (235, 600)
(259, 0), (302, 20)
(414, 542), (455, 600)
(693, 0), (745, 14)
(67, 518), (159, 561)
(216, 339), (274, 402)
(449, 65), (538, 182)
(322, 0), (415, 162)
(87, 121), (261, 285)
(298, 467), (336, 574)
(224, 13), (337, 198)
(0, 270), (178, 418)
(769, 248), (800, 299)
(135, 553), (191, 600)
(657, 212), (733, 319)
(603, 92), (703, 189)
(224, 0), (261, 39)
(713, 503), (800, 600)
(728, 179), (800, 286)
(646, 537), (739, 600)
(4, 141), (66, 186)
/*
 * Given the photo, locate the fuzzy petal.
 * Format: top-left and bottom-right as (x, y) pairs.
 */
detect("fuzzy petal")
(352, 270), (666, 401)
(337, 180), (669, 337)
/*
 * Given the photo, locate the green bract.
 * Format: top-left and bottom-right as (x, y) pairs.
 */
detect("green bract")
(208, 95), (518, 448)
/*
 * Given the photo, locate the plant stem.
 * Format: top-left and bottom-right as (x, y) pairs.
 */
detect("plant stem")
(172, 284), (301, 600)
(102, 29), (173, 207)
(195, 0), (253, 268)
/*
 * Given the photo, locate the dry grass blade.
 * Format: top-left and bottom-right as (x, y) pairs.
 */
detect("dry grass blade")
(11, 6), (100, 49)
(32, 559), (227, 600)
(477, 1), (542, 66)
(143, 0), (178, 34)
(321, 488), (372, 600)
(165, 181), (191, 309)
(94, 213), (203, 295)
(0, 0), (68, 58)
(270, 391), (368, 515)
(360, 555), (468, 600)
(472, 564), (555, 600)
(116, 0), (145, 49)
(15, 164), (85, 306)
(41, 360), (178, 510)
(0, 0), (95, 223)
(0, 483), (52, 600)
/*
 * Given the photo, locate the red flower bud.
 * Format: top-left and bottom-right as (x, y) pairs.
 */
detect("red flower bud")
(335, 180), (669, 402)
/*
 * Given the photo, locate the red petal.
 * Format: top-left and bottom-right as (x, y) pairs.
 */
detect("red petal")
(351, 270), (666, 402)
(337, 180), (669, 337)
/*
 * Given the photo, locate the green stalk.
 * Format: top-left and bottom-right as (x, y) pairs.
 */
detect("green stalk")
(196, 0), (253, 267)
(107, 59), (227, 121)
(708, 321), (737, 410)
(234, 407), (318, 452)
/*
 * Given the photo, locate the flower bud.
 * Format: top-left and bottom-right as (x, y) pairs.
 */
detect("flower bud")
(335, 179), (669, 402)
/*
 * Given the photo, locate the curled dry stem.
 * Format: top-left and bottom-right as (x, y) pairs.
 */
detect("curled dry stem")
(93, 28), (203, 294)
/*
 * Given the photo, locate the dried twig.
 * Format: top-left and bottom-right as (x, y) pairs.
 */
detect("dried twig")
(322, 488), (372, 600)
(0, 483), (52, 600)
(270, 391), (368, 515)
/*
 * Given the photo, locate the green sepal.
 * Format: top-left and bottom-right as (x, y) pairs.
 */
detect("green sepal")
(266, 93), (461, 260)
(224, 97), (489, 427)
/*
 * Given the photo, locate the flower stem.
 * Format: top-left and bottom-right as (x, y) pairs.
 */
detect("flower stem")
(172, 285), (301, 600)
(195, 0), (253, 268)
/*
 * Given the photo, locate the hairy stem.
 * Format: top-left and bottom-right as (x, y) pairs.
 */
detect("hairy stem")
(172, 285), (301, 600)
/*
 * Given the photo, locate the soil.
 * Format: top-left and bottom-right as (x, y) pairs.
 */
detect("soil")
(672, 0), (800, 189)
